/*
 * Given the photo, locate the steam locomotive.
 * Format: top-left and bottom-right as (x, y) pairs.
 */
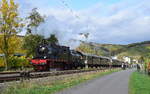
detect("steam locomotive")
(31, 42), (124, 71)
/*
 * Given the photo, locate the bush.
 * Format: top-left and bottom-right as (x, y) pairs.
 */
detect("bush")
(0, 57), (5, 71)
(0, 57), (5, 67)
(0, 67), (5, 71)
(8, 56), (31, 69)
(0, 56), (31, 70)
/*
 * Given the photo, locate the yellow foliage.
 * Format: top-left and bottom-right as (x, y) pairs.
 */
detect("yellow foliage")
(9, 56), (30, 68)
(0, 35), (25, 55)
(0, 0), (24, 70)
(0, 57), (5, 67)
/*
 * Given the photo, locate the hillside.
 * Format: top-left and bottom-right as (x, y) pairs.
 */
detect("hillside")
(77, 41), (150, 59)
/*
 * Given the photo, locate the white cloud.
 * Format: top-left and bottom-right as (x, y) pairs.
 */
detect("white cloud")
(17, 0), (150, 46)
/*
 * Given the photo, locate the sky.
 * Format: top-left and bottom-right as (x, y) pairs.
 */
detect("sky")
(12, 0), (150, 46)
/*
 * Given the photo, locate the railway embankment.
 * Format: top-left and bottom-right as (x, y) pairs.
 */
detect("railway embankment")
(0, 69), (120, 94)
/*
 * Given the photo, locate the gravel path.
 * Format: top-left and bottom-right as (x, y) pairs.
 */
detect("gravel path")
(56, 69), (134, 94)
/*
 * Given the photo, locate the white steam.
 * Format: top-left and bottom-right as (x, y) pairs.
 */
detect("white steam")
(36, 15), (89, 49)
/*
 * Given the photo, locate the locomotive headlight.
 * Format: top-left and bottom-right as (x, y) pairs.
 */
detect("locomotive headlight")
(41, 47), (46, 51)
(39, 46), (46, 53)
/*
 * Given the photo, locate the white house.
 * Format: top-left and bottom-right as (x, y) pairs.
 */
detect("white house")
(132, 59), (138, 64)
(123, 56), (131, 64)
(112, 56), (118, 59)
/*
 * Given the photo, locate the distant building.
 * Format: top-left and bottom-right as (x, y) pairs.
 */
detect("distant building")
(0, 54), (5, 57)
(17, 35), (24, 38)
(112, 56), (118, 59)
(123, 56), (131, 64)
(132, 59), (139, 64)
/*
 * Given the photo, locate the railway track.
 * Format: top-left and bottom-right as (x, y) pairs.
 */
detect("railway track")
(0, 69), (107, 83)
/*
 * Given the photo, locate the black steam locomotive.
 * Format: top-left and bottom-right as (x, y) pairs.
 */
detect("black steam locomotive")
(31, 43), (123, 71)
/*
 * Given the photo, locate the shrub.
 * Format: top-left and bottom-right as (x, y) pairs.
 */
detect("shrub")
(0, 57), (5, 67)
(8, 56), (30, 69)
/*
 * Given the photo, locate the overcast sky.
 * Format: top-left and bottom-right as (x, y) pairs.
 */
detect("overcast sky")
(15, 0), (150, 45)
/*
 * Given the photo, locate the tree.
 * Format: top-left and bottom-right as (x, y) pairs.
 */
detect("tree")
(0, 0), (23, 70)
(23, 34), (44, 57)
(26, 8), (44, 34)
(47, 34), (58, 44)
(23, 8), (45, 56)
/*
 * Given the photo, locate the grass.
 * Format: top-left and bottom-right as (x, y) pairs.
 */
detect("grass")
(1, 69), (120, 94)
(129, 71), (150, 94)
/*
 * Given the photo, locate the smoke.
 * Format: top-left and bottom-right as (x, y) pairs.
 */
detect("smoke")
(36, 14), (89, 49)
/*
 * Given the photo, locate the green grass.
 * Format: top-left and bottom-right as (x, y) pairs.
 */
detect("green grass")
(129, 71), (150, 94)
(1, 69), (120, 94)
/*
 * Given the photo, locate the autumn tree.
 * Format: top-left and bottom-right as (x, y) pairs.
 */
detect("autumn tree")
(0, 0), (23, 70)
